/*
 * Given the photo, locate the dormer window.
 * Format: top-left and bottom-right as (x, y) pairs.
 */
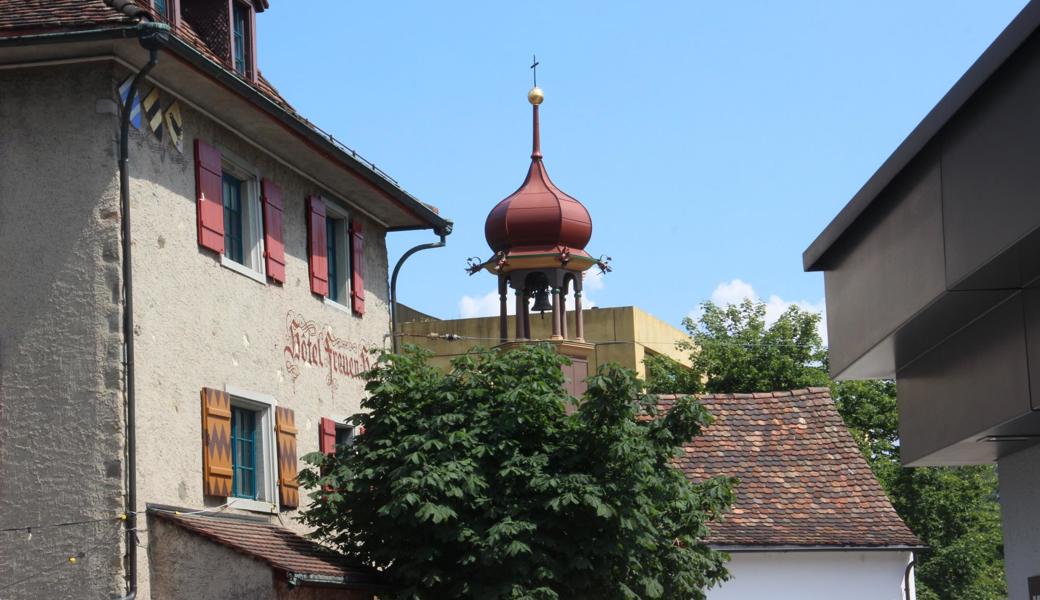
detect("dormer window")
(180, 0), (259, 82)
(231, 1), (252, 78)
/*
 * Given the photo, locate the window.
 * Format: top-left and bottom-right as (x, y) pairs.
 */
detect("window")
(230, 405), (257, 499)
(153, 0), (170, 19)
(225, 387), (278, 512)
(219, 152), (265, 280)
(222, 174), (244, 264)
(324, 208), (351, 307)
(232, 1), (251, 77)
(334, 424), (356, 448)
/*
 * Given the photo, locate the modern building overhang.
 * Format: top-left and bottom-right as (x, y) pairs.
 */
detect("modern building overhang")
(804, 0), (1040, 466)
(0, 24), (452, 234)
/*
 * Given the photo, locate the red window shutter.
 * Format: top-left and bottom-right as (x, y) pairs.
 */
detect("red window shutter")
(194, 139), (224, 253)
(275, 407), (300, 509)
(261, 179), (285, 283)
(319, 417), (337, 456)
(201, 388), (232, 498)
(307, 196), (328, 297)
(350, 219), (365, 316)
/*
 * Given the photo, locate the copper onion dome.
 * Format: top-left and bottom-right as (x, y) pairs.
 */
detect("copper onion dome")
(484, 87), (593, 256)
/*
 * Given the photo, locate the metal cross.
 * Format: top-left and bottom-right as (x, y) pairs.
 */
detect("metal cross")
(530, 55), (539, 87)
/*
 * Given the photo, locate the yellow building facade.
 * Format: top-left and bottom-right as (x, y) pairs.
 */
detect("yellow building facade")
(399, 305), (691, 378)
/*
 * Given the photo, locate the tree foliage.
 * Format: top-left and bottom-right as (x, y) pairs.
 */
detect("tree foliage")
(299, 344), (735, 600)
(646, 299), (1006, 599)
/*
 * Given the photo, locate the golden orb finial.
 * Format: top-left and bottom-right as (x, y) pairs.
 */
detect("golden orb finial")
(528, 86), (544, 105)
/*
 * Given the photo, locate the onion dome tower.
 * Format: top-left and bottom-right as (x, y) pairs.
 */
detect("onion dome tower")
(471, 78), (604, 390)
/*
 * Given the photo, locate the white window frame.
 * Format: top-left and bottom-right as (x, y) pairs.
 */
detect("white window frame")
(219, 148), (266, 285)
(334, 422), (357, 448)
(322, 201), (353, 311)
(224, 385), (279, 514)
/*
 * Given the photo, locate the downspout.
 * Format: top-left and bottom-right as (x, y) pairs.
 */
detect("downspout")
(390, 226), (451, 353)
(118, 20), (169, 600)
(904, 554), (916, 600)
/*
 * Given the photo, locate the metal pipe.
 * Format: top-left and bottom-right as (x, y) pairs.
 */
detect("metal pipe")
(390, 230), (450, 353)
(118, 21), (168, 600)
(904, 555), (916, 600)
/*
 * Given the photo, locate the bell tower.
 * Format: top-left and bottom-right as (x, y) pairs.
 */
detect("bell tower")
(472, 78), (604, 395)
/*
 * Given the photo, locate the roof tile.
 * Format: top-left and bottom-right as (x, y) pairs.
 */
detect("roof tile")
(660, 388), (921, 549)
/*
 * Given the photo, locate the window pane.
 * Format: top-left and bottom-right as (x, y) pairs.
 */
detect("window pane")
(231, 406), (258, 500)
(327, 219), (338, 302)
(222, 174), (244, 264)
(232, 3), (249, 76)
(153, 0), (168, 19)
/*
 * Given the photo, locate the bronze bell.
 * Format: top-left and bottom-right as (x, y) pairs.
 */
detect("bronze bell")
(531, 289), (553, 314)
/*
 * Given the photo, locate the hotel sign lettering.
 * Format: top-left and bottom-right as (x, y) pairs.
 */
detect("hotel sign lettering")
(283, 310), (372, 388)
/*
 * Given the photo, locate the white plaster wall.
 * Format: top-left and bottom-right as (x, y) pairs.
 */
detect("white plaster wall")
(0, 64), (126, 600)
(999, 442), (1040, 600)
(708, 550), (913, 600)
(119, 69), (393, 596)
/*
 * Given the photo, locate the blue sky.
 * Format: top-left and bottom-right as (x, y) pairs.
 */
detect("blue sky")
(258, 1), (1027, 332)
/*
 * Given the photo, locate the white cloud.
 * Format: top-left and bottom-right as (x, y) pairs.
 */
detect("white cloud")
(458, 271), (602, 319)
(691, 279), (828, 345)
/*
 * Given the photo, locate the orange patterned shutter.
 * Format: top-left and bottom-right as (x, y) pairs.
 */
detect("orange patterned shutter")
(201, 388), (232, 498)
(275, 407), (300, 508)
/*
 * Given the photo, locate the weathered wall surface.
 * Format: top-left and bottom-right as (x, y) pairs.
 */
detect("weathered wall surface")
(400, 305), (691, 377)
(0, 64), (125, 599)
(122, 68), (392, 596)
(999, 442), (1040, 600)
(148, 517), (277, 600)
(708, 550), (913, 600)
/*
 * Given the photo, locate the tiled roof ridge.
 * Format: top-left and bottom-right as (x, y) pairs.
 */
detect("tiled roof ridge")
(655, 387), (831, 401)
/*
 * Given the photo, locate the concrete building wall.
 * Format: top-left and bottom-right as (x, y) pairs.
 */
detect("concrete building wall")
(0, 64), (127, 600)
(708, 550), (913, 600)
(400, 305), (690, 377)
(119, 66), (392, 596)
(999, 442), (1040, 600)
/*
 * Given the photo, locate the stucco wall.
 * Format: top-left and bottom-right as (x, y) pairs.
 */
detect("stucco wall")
(120, 67), (393, 596)
(708, 550), (913, 600)
(999, 442), (1040, 600)
(0, 64), (126, 599)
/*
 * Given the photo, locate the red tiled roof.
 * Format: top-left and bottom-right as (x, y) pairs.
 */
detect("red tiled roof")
(662, 388), (921, 549)
(0, 0), (295, 111)
(151, 510), (383, 584)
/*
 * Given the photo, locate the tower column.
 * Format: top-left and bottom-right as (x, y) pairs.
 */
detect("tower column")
(551, 287), (562, 339)
(498, 275), (509, 343)
(515, 283), (525, 340)
(522, 291), (532, 339)
(560, 288), (569, 339)
(575, 276), (585, 342)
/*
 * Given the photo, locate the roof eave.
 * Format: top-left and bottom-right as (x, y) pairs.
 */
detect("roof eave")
(711, 544), (927, 553)
(0, 23), (451, 235)
(803, 0), (1040, 272)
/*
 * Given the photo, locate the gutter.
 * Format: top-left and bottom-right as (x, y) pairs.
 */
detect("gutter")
(390, 231), (451, 353)
(711, 544), (928, 553)
(115, 18), (169, 600)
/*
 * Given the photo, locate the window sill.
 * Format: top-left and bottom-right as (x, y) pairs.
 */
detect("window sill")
(323, 297), (354, 315)
(228, 497), (278, 514)
(220, 255), (267, 285)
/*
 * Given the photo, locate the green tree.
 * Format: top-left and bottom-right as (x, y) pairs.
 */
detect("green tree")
(686, 300), (829, 393)
(299, 344), (735, 600)
(646, 300), (1006, 599)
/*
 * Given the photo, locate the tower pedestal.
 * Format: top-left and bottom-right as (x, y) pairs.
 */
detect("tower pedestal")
(497, 339), (594, 400)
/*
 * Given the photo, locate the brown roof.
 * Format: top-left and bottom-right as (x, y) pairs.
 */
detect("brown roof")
(661, 388), (921, 549)
(0, 1), (295, 111)
(151, 509), (383, 586)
